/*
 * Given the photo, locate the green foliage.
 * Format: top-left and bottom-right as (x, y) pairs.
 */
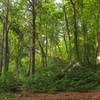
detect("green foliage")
(24, 73), (56, 93)
(0, 63), (100, 94)
(0, 72), (21, 92)
(0, 0), (100, 95)
(0, 93), (17, 98)
(62, 69), (98, 92)
(23, 62), (100, 93)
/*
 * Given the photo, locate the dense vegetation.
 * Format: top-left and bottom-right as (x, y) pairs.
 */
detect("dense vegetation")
(0, 0), (100, 95)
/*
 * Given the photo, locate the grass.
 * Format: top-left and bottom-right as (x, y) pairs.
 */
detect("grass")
(0, 93), (18, 98)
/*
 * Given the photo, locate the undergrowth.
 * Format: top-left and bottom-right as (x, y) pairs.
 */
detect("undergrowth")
(0, 58), (100, 94)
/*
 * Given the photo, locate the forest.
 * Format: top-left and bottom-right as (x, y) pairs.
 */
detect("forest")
(0, 0), (100, 99)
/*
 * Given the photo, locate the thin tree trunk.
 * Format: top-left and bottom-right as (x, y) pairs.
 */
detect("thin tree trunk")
(63, 6), (71, 41)
(81, 2), (90, 64)
(38, 41), (46, 67)
(63, 34), (68, 54)
(62, 6), (71, 60)
(45, 0), (48, 67)
(19, 38), (23, 69)
(4, 0), (9, 72)
(70, 0), (80, 61)
(82, 22), (90, 64)
(16, 36), (23, 71)
(16, 40), (20, 70)
(94, 9), (100, 71)
(29, 0), (36, 76)
(82, 25), (90, 64)
(0, 22), (5, 74)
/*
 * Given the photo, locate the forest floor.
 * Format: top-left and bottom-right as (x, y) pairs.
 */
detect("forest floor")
(0, 91), (100, 100)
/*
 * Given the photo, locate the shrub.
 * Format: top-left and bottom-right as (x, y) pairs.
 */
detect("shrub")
(0, 72), (21, 92)
(24, 65), (100, 93)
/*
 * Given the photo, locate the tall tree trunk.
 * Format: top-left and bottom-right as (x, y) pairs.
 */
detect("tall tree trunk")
(82, 22), (89, 64)
(16, 40), (20, 71)
(94, 9), (100, 71)
(45, 0), (48, 67)
(70, 0), (80, 61)
(29, 0), (36, 76)
(16, 35), (23, 72)
(0, 22), (5, 74)
(81, 2), (90, 64)
(63, 6), (71, 41)
(38, 41), (46, 67)
(62, 6), (71, 60)
(4, 0), (9, 72)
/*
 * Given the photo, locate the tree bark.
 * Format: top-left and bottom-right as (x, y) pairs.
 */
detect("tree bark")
(81, 2), (90, 64)
(70, 0), (80, 61)
(62, 6), (71, 60)
(38, 40), (46, 67)
(45, 0), (48, 67)
(94, 9), (100, 71)
(0, 21), (5, 74)
(4, 0), (9, 72)
(29, 0), (36, 76)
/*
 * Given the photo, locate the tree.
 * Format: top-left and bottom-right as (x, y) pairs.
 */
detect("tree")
(0, 16), (5, 74)
(3, 0), (10, 72)
(70, 0), (80, 61)
(0, 2), (5, 74)
(62, 5), (71, 60)
(29, 0), (36, 76)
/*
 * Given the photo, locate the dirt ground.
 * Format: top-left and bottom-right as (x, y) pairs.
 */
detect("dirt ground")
(0, 91), (100, 100)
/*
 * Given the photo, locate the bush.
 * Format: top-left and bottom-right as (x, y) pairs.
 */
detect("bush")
(0, 61), (100, 93)
(23, 57), (69, 93)
(24, 71), (57, 93)
(24, 65), (100, 93)
(62, 68), (99, 92)
(0, 72), (21, 92)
